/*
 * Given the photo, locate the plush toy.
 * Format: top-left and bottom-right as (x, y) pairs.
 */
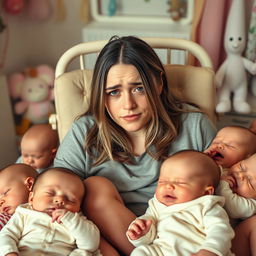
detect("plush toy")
(8, 65), (55, 135)
(168, 0), (186, 21)
(215, 0), (256, 114)
(3, 0), (25, 15)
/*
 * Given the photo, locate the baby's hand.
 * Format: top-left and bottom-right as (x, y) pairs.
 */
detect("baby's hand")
(191, 249), (218, 256)
(51, 208), (68, 223)
(6, 254), (18, 256)
(221, 174), (236, 189)
(126, 219), (152, 240)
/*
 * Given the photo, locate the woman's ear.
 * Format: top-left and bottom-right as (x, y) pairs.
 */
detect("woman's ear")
(157, 72), (164, 95)
(204, 186), (214, 195)
(24, 177), (35, 192)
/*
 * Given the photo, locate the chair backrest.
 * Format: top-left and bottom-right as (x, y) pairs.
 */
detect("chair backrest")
(51, 37), (216, 141)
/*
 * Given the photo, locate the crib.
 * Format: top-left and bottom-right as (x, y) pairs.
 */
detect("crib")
(49, 37), (216, 140)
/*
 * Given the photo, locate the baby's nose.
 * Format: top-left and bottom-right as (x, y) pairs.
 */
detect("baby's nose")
(54, 196), (64, 205)
(0, 198), (5, 207)
(216, 143), (225, 149)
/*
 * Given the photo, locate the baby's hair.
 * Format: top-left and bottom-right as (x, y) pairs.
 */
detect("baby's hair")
(220, 125), (256, 154)
(226, 125), (256, 136)
(31, 167), (85, 198)
(21, 124), (59, 151)
(0, 163), (38, 178)
(169, 149), (221, 189)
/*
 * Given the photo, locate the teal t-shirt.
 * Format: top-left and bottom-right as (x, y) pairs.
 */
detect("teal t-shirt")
(54, 112), (216, 216)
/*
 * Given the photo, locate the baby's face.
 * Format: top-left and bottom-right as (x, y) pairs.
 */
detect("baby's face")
(205, 127), (254, 168)
(21, 146), (54, 170)
(22, 150), (54, 170)
(0, 174), (31, 215)
(155, 156), (213, 206)
(29, 171), (84, 216)
(228, 154), (256, 199)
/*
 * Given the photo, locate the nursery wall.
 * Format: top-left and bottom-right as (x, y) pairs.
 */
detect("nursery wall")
(0, 0), (88, 168)
(2, 0), (87, 75)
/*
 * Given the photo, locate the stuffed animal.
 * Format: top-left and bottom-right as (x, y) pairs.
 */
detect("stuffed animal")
(215, 0), (256, 114)
(168, 0), (186, 21)
(8, 65), (55, 135)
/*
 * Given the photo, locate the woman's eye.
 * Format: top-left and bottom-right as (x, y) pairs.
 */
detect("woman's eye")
(107, 90), (119, 96)
(134, 86), (144, 93)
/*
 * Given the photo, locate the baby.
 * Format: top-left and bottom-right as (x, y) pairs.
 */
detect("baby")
(16, 124), (59, 173)
(217, 153), (256, 219)
(204, 125), (256, 168)
(0, 167), (101, 256)
(0, 164), (38, 230)
(126, 150), (234, 256)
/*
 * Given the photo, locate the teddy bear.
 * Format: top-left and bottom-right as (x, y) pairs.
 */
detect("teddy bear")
(8, 65), (55, 135)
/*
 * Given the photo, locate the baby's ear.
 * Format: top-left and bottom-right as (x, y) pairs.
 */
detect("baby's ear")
(205, 186), (214, 195)
(51, 148), (57, 158)
(24, 177), (35, 191)
(28, 191), (34, 206)
(249, 120), (256, 134)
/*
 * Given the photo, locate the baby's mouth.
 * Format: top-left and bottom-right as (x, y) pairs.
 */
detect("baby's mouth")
(208, 150), (224, 160)
(164, 194), (176, 200)
(2, 206), (11, 214)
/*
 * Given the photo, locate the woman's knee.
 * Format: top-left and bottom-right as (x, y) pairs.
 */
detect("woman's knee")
(83, 176), (123, 210)
(235, 215), (256, 235)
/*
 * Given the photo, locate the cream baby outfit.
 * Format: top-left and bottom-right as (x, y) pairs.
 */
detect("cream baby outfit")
(217, 180), (256, 219)
(127, 195), (234, 256)
(0, 203), (101, 256)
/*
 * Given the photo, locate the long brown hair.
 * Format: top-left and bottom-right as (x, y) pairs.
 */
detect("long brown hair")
(85, 36), (194, 165)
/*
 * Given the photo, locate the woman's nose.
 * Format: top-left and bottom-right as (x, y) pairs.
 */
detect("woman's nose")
(123, 93), (136, 110)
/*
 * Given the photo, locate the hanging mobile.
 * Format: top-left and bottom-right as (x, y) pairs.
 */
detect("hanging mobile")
(108, 0), (116, 16)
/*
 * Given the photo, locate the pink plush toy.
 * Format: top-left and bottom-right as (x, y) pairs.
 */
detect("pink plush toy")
(8, 65), (55, 130)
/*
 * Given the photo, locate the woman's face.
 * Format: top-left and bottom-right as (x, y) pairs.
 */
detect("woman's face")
(105, 64), (152, 136)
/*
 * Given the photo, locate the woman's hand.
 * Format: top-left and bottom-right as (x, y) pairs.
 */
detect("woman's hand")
(126, 218), (152, 240)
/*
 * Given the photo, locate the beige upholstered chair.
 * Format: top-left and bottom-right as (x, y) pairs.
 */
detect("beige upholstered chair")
(50, 37), (216, 141)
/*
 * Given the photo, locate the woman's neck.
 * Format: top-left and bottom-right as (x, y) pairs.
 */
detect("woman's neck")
(128, 131), (146, 156)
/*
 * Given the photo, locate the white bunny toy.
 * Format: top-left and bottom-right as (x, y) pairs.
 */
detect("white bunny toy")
(216, 0), (256, 114)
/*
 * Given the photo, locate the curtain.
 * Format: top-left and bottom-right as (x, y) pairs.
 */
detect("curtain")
(189, 0), (232, 71)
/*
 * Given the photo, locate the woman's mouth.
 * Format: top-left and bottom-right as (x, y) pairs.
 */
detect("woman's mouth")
(122, 114), (140, 121)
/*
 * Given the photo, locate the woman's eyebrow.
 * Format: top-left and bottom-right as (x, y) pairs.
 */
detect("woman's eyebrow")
(129, 82), (142, 86)
(105, 85), (120, 90)
(105, 82), (143, 90)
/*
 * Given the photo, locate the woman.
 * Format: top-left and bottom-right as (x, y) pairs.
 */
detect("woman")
(54, 36), (216, 255)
